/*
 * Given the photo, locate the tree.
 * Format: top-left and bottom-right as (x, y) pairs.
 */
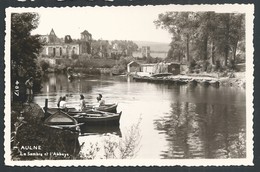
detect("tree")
(192, 12), (217, 63)
(91, 39), (111, 58)
(39, 60), (50, 72)
(155, 12), (196, 62)
(111, 40), (138, 56)
(11, 13), (43, 92)
(229, 14), (245, 62)
(91, 40), (102, 57)
(155, 12), (245, 70)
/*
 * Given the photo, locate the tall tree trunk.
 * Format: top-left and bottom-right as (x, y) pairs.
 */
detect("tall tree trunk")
(178, 51), (181, 62)
(233, 15), (243, 62)
(204, 34), (208, 61)
(224, 14), (230, 66)
(186, 35), (190, 62)
(233, 41), (238, 62)
(211, 40), (215, 64)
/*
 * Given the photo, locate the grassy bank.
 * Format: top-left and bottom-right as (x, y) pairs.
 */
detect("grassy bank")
(11, 103), (80, 160)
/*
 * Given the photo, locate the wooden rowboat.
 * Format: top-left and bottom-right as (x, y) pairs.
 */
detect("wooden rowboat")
(85, 103), (118, 113)
(46, 103), (118, 113)
(68, 110), (122, 126)
(44, 109), (81, 132)
(151, 73), (173, 77)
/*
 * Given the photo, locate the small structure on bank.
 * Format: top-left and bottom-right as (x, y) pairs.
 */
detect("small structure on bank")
(127, 61), (141, 73)
(167, 62), (181, 75)
(127, 61), (181, 75)
(137, 62), (181, 75)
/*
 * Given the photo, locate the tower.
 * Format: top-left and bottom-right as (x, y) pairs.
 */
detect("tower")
(49, 29), (57, 43)
(80, 30), (92, 54)
(80, 30), (92, 42)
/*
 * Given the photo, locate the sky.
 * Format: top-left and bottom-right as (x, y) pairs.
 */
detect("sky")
(30, 6), (175, 43)
(17, 4), (251, 44)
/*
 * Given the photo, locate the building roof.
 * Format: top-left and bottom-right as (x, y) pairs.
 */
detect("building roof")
(127, 61), (140, 66)
(50, 28), (56, 36)
(81, 30), (92, 36)
(140, 63), (157, 66)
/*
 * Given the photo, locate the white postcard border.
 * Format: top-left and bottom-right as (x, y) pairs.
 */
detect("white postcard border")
(4, 4), (254, 166)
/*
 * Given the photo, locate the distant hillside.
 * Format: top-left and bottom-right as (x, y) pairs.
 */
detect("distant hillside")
(133, 41), (170, 52)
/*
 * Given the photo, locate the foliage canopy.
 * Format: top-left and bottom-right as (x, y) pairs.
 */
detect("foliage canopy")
(11, 13), (43, 92)
(154, 12), (245, 69)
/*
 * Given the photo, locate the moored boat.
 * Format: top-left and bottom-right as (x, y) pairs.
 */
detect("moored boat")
(199, 80), (210, 86)
(188, 79), (198, 86)
(68, 110), (122, 126)
(44, 109), (81, 132)
(112, 72), (126, 76)
(84, 103), (118, 113)
(151, 73), (173, 78)
(132, 75), (151, 82)
(46, 103), (118, 113)
(209, 80), (220, 87)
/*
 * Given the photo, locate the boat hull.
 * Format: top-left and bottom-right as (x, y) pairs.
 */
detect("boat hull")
(84, 103), (118, 113)
(44, 109), (81, 132)
(74, 112), (122, 126)
(68, 109), (122, 126)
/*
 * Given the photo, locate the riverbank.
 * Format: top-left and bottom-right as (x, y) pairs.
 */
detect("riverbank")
(11, 102), (80, 160)
(132, 72), (246, 88)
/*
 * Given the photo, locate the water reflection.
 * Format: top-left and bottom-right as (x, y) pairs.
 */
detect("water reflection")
(154, 102), (246, 159)
(41, 74), (116, 96)
(35, 74), (246, 159)
(80, 125), (122, 137)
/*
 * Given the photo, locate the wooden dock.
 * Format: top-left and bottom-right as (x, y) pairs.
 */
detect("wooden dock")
(132, 74), (220, 87)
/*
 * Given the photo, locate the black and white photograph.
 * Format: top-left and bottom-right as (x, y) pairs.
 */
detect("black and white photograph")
(4, 4), (254, 166)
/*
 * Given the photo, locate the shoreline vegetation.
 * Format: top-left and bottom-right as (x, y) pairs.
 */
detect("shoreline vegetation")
(39, 56), (246, 89)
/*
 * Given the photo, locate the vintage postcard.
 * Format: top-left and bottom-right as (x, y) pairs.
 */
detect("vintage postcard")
(4, 4), (254, 166)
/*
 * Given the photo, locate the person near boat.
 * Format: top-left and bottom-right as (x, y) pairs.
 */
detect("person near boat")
(59, 96), (67, 109)
(57, 96), (62, 107)
(79, 94), (86, 111)
(97, 94), (105, 107)
(25, 77), (33, 103)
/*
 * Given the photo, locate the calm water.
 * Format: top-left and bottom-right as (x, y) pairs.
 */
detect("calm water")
(34, 73), (246, 159)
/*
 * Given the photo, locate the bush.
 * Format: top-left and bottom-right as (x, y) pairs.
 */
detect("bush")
(118, 56), (135, 66)
(188, 59), (197, 72)
(228, 59), (236, 71)
(39, 60), (50, 72)
(61, 55), (69, 59)
(54, 64), (66, 73)
(207, 63), (213, 73)
(112, 65), (126, 73)
(215, 60), (222, 71)
(72, 54), (79, 60)
(201, 61), (210, 72)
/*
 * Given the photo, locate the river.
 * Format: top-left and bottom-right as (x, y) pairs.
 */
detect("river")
(34, 73), (246, 159)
